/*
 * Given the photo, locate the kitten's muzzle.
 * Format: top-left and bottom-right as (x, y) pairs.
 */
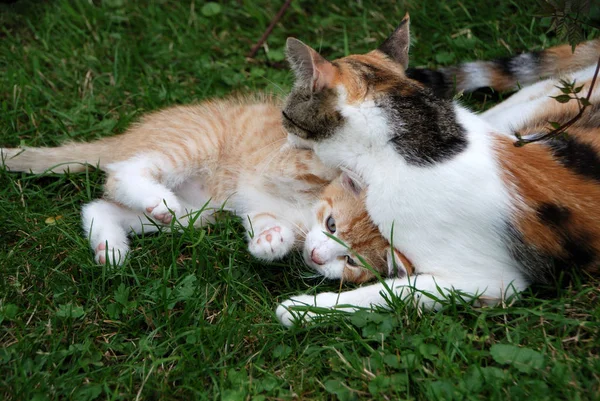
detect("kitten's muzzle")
(310, 249), (325, 265)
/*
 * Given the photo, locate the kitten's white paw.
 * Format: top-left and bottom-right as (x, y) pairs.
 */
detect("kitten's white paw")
(248, 224), (295, 261)
(145, 195), (182, 224)
(94, 240), (129, 266)
(276, 292), (340, 327)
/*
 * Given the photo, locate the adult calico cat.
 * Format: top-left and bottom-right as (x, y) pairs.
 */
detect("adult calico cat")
(277, 15), (600, 326)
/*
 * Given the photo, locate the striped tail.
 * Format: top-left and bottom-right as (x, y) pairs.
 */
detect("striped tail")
(1, 138), (121, 174)
(407, 39), (600, 97)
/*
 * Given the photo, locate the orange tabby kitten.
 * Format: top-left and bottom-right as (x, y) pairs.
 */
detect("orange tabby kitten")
(2, 95), (336, 265)
(2, 94), (406, 279)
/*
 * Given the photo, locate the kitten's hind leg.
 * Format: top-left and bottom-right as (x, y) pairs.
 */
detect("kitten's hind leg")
(82, 199), (162, 265)
(104, 157), (183, 224)
(244, 212), (297, 262)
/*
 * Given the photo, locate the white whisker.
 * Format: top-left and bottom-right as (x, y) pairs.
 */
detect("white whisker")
(259, 77), (288, 97)
(272, 214), (308, 238)
(253, 137), (287, 156)
(257, 141), (289, 176)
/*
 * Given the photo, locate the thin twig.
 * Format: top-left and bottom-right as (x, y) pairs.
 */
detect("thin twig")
(514, 56), (600, 146)
(247, 0), (293, 59)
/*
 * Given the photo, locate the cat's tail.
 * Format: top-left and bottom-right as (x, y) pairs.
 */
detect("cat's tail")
(1, 138), (122, 174)
(407, 38), (600, 97)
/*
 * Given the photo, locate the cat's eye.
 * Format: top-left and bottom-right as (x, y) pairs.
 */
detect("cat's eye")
(346, 255), (358, 266)
(326, 215), (336, 233)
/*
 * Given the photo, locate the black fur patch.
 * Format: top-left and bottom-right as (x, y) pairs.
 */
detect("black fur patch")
(545, 136), (600, 182)
(381, 87), (468, 165)
(405, 68), (451, 98)
(494, 51), (542, 78)
(562, 234), (596, 267)
(537, 203), (570, 226)
(506, 224), (555, 284)
(507, 204), (597, 284)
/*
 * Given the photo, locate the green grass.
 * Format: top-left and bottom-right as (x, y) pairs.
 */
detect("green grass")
(1, 0), (599, 399)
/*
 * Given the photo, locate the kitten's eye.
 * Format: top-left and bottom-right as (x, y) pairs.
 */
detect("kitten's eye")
(326, 215), (336, 233)
(346, 255), (358, 266)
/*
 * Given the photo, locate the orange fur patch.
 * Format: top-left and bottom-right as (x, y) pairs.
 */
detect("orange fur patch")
(494, 134), (600, 273)
(328, 51), (416, 104)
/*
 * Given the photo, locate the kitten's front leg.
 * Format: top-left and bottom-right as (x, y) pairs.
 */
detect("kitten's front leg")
(245, 212), (297, 262)
(276, 274), (507, 327)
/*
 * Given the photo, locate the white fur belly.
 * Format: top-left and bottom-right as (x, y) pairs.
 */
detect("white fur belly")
(175, 177), (214, 209)
(366, 179), (527, 295)
(359, 114), (528, 293)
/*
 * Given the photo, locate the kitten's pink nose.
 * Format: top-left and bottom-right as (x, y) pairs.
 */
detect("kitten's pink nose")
(311, 249), (325, 265)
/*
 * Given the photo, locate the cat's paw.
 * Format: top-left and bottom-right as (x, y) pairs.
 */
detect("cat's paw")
(93, 240), (129, 266)
(144, 195), (182, 224)
(276, 292), (340, 327)
(248, 224), (295, 262)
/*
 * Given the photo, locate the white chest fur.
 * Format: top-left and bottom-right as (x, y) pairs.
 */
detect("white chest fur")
(314, 103), (528, 292)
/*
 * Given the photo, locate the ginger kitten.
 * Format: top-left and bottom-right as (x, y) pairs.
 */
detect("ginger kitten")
(1, 94), (404, 280)
(2, 95), (337, 265)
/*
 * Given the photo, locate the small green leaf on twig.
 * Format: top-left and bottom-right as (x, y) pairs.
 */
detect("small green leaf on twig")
(559, 86), (572, 94)
(549, 121), (561, 129)
(551, 94), (572, 103)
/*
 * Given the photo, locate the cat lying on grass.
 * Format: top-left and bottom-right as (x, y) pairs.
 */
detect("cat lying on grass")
(2, 26), (597, 296)
(278, 14), (600, 326)
(0, 48), (529, 282)
(1, 93), (409, 282)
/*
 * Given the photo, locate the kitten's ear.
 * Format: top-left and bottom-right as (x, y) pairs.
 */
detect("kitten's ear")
(340, 172), (363, 197)
(286, 37), (336, 92)
(378, 13), (410, 69)
(385, 247), (413, 278)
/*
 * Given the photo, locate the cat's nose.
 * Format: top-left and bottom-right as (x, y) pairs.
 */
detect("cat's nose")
(311, 249), (325, 265)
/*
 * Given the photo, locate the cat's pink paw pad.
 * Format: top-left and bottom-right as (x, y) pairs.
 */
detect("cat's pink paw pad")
(248, 225), (294, 262)
(94, 241), (129, 266)
(144, 197), (180, 224)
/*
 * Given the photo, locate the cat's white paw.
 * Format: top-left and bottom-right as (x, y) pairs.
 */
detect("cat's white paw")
(145, 195), (182, 224)
(94, 240), (129, 266)
(248, 224), (295, 261)
(276, 292), (340, 327)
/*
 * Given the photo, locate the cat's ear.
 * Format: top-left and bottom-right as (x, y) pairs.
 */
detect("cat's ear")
(286, 37), (336, 92)
(340, 167), (366, 198)
(385, 247), (412, 278)
(378, 13), (410, 69)
(340, 171), (364, 198)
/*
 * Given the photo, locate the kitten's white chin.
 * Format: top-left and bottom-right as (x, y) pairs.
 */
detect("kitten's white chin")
(286, 133), (314, 150)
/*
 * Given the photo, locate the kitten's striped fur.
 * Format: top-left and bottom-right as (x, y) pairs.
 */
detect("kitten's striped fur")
(2, 95), (338, 265)
(1, 95), (402, 278)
